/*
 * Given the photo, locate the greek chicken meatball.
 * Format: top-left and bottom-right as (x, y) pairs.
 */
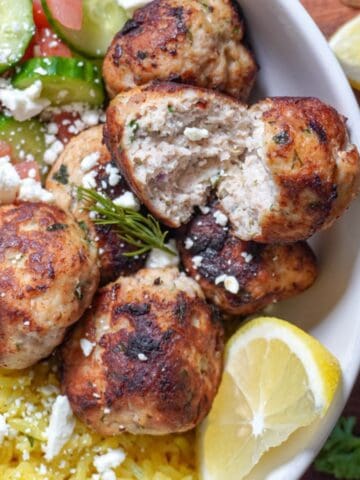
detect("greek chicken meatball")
(178, 204), (318, 316)
(103, 0), (257, 101)
(0, 202), (99, 369)
(106, 84), (360, 242)
(218, 97), (360, 243)
(61, 267), (224, 435)
(105, 83), (249, 227)
(46, 126), (146, 286)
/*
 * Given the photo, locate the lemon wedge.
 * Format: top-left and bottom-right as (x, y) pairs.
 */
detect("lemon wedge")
(329, 14), (360, 90)
(197, 317), (341, 480)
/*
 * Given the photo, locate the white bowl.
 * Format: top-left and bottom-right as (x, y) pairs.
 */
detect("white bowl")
(238, 0), (360, 478)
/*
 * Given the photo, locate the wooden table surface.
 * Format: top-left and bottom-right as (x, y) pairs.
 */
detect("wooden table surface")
(300, 2), (360, 478)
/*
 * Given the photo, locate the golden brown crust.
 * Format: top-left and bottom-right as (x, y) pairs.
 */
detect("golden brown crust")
(46, 126), (146, 285)
(257, 97), (360, 243)
(61, 268), (224, 435)
(178, 204), (318, 316)
(103, 0), (257, 100)
(0, 202), (99, 369)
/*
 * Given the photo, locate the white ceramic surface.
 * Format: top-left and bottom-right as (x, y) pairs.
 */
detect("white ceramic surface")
(237, 0), (360, 478)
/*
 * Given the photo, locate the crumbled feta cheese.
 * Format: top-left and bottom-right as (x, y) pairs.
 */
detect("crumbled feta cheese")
(0, 80), (50, 121)
(146, 240), (179, 268)
(113, 191), (140, 211)
(82, 170), (97, 189)
(93, 448), (126, 474)
(184, 127), (209, 142)
(213, 210), (228, 226)
(241, 252), (253, 263)
(28, 168), (37, 179)
(184, 238), (194, 250)
(215, 274), (239, 294)
(47, 122), (58, 135)
(0, 414), (9, 443)
(82, 110), (100, 126)
(44, 395), (75, 461)
(80, 152), (101, 173)
(80, 338), (96, 357)
(18, 179), (54, 203)
(105, 164), (122, 187)
(44, 140), (64, 165)
(199, 206), (210, 214)
(0, 161), (21, 204)
(116, 0), (150, 11)
(102, 471), (116, 480)
(192, 255), (203, 268)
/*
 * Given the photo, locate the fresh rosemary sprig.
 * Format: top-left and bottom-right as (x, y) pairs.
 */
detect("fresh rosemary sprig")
(77, 187), (175, 257)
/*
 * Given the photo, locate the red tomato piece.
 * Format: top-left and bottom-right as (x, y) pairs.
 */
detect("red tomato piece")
(46, 0), (83, 30)
(51, 111), (81, 145)
(34, 28), (72, 57)
(0, 141), (13, 159)
(14, 161), (41, 181)
(33, 0), (50, 29)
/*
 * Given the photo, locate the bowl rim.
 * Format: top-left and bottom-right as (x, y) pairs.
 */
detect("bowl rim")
(242, 1), (360, 478)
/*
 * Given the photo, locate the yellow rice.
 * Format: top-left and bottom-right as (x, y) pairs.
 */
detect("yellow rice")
(0, 360), (197, 479)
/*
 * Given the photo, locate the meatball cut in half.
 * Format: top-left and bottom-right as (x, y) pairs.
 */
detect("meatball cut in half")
(46, 126), (146, 286)
(178, 204), (317, 316)
(105, 83), (250, 228)
(0, 202), (99, 369)
(218, 97), (360, 243)
(61, 267), (224, 436)
(103, 0), (257, 101)
(106, 84), (360, 242)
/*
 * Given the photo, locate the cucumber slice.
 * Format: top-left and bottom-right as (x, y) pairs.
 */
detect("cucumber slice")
(0, 0), (35, 73)
(42, 0), (128, 58)
(0, 116), (46, 168)
(12, 57), (105, 106)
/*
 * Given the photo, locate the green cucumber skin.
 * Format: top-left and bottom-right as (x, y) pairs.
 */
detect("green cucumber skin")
(12, 57), (105, 106)
(0, 0), (35, 73)
(41, 0), (128, 59)
(0, 115), (46, 170)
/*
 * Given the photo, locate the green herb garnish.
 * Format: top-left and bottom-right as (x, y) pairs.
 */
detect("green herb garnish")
(52, 164), (69, 185)
(273, 131), (290, 145)
(46, 223), (68, 232)
(78, 187), (175, 257)
(315, 416), (360, 479)
(128, 119), (139, 142)
(167, 105), (174, 113)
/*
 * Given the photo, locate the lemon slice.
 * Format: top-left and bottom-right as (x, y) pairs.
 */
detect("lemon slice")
(197, 317), (341, 480)
(329, 14), (360, 90)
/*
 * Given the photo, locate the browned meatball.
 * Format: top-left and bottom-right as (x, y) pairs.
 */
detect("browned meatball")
(61, 267), (224, 435)
(0, 202), (99, 369)
(46, 126), (146, 285)
(103, 0), (257, 101)
(218, 97), (360, 243)
(178, 204), (318, 316)
(106, 85), (360, 242)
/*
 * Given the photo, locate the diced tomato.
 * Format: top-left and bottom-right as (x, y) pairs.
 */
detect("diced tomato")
(0, 141), (13, 159)
(14, 161), (41, 181)
(46, 0), (83, 30)
(33, 28), (72, 58)
(51, 111), (81, 145)
(33, 0), (50, 29)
